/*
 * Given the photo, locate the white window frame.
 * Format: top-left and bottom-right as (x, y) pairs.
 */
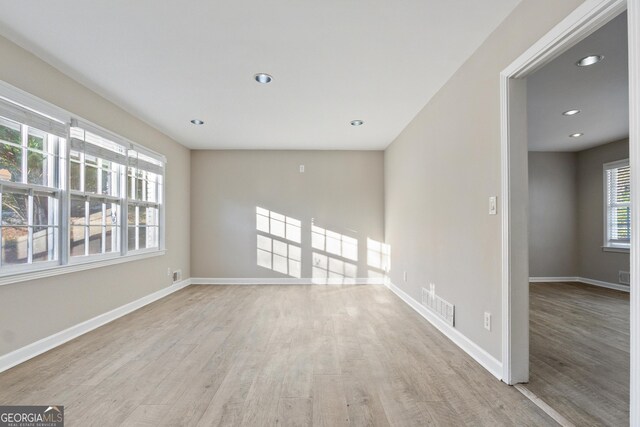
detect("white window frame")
(603, 158), (631, 252)
(125, 147), (164, 254)
(0, 100), (65, 273)
(0, 81), (166, 286)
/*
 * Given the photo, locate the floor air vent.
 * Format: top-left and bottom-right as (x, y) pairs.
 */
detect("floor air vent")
(421, 286), (455, 327)
(619, 271), (630, 285)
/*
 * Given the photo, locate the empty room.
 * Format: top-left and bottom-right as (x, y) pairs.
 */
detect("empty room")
(0, 1), (638, 427)
(526, 11), (630, 425)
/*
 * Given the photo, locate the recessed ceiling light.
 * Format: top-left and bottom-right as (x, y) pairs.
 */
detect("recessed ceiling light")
(569, 132), (584, 138)
(562, 109), (581, 116)
(254, 73), (273, 84)
(190, 119), (204, 125)
(576, 55), (604, 67)
(350, 120), (364, 126)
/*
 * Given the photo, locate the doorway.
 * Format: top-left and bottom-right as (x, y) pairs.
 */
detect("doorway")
(500, 0), (639, 424)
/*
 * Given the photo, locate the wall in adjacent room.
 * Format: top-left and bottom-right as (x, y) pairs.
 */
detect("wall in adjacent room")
(528, 152), (579, 277)
(527, 140), (630, 286)
(577, 138), (630, 285)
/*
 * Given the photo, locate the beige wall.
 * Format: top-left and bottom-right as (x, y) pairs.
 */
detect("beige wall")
(578, 139), (630, 284)
(0, 35), (191, 357)
(528, 152), (579, 277)
(384, 0), (585, 359)
(190, 150), (384, 280)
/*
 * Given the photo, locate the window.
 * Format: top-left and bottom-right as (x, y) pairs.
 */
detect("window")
(0, 89), (165, 280)
(0, 99), (65, 270)
(604, 159), (630, 249)
(127, 149), (163, 251)
(69, 125), (126, 257)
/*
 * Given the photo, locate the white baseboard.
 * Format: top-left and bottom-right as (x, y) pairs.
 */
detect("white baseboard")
(384, 279), (503, 380)
(190, 277), (386, 285)
(0, 278), (191, 373)
(529, 276), (630, 292)
(528, 276), (578, 283)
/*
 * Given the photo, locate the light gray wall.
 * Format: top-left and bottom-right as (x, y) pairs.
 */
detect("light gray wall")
(528, 140), (630, 285)
(0, 35), (191, 357)
(190, 150), (384, 279)
(578, 138), (630, 284)
(384, 0), (585, 359)
(528, 152), (579, 277)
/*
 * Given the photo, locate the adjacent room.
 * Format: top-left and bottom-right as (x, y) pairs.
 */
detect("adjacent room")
(526, 11), (630, 425)
(0, 1), (637, 426)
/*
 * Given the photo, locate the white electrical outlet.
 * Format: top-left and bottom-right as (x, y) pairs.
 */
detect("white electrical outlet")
(484, 312), (491, 331)
(172, 269), (182, 283)
(299, 165), (305, 173)
(167, 267), (171, 277)
(403, 271), (407, 282)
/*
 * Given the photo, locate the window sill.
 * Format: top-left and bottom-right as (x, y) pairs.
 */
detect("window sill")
(0, 249), (166, 287)
(602, 246), (630, 253)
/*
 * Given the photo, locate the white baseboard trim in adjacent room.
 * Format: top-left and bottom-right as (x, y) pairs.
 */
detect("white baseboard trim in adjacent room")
(384, 279), (503, 380)
(0, 278), (191, 374)
(529, 276), (630, 292)
(190, 277), (386, 285)
(528, 276), (578, 283)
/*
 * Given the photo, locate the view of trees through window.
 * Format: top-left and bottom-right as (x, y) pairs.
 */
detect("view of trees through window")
(0, 96), (166, 274)
(127, 165), (161, 251)
(0, 117), (58, 265)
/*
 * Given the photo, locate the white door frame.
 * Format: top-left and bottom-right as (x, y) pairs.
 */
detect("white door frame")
(500, 0), (639, 423)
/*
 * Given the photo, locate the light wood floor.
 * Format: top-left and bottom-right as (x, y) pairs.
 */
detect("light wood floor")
(0, 285), (555, 426)
(527, 282), (630, 426)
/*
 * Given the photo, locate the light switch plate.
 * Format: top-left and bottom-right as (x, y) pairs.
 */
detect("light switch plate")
(489, 196), (497, 215)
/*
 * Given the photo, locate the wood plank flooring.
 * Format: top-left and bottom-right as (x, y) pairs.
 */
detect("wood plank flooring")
(0, 285), (555, 426)
(526, 282), (630, 426)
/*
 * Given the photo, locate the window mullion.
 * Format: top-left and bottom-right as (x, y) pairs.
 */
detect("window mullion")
(80, 152), (85, 193)
(84, 198), (89, 256)
(60, 134), (69, 265)
(97, 158), (102, 196)
(21, 124), (27, 184)
(101, 201), (106, 254)
(121, 164), (128, 256)
(135, 205), (139, 250)
(27, 189), (33, 263)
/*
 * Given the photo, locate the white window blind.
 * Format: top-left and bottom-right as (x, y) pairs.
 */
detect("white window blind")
(605, 159), (630, 248)
(0, 97), (67, 138)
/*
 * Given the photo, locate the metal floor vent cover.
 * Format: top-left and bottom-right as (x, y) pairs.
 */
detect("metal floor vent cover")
(422, 287), (455, 327)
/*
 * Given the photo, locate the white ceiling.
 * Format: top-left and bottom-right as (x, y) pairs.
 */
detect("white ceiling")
(527, 12), (628, 152)
(0, 0), (522, 150)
